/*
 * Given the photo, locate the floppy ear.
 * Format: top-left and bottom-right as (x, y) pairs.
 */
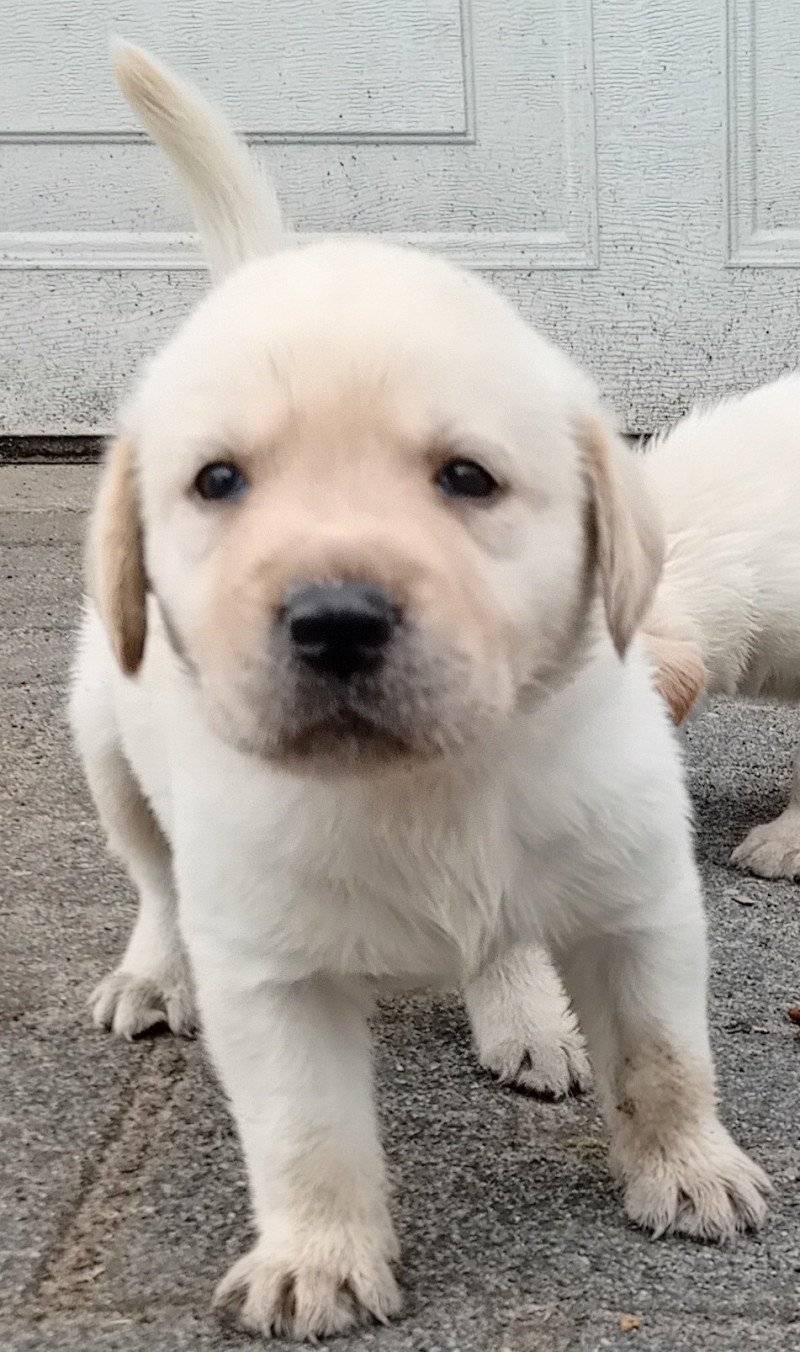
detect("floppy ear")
(645, 633), (708, 724)
(87, 438), (147, 675)
(582, 417), (665, 657)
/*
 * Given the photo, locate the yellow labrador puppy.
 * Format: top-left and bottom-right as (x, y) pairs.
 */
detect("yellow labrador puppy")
(643, 376), (800, 879)
(69, 44), (769, 1342)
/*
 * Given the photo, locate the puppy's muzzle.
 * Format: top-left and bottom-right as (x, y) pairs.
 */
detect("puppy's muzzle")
(282, 581), (400, 680)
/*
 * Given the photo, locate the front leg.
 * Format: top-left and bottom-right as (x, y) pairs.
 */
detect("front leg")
(193, 960), (400, 1340)
(556, 892), (770, 1242)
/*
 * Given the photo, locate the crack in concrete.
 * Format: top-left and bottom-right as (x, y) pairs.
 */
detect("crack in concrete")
(21, 1040), (189, 1319)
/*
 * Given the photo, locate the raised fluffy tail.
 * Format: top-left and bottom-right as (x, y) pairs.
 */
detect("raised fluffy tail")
(111, 39), (284, 280)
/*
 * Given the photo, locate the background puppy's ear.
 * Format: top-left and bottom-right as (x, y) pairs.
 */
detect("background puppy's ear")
(582, 418), (665, 657)
(645, 633), (708, 724)
(87, 439), (147, 675)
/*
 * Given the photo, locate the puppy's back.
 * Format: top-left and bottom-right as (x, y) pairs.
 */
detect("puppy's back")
(644, 373), (800, 700)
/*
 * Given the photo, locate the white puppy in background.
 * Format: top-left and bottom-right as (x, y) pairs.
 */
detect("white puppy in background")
(69, 44), (769, 1342)
(642, 375), (800, 879)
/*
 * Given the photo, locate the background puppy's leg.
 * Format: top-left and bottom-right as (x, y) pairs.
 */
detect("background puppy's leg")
(463, 942), (590, 1098)
(731, 742), (800, 881)
(554, 894), (770, 1241)
(70, 678), (194, 1038)
(195, 967), (400, 1339)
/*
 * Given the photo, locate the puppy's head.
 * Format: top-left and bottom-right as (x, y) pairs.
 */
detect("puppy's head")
(91, 241), (663, 774)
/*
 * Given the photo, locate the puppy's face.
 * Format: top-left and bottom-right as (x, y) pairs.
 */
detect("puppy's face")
(95, 242), (662, 773)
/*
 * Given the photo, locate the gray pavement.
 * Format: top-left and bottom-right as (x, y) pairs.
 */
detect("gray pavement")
(1, 465), (799, 1351)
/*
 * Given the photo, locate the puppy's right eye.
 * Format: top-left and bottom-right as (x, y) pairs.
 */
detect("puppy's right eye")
(436, 458), (501, 501)
(194, 461), (249, 502)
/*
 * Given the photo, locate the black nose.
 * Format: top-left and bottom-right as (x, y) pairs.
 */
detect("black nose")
(283, 582), (399, 678)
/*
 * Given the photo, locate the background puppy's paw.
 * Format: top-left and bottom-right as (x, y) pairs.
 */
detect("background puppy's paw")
(731, 813), (800, 881)
(90, 966), (197, 1039)
(214, 1239), (401, 1341)
(477, 1018), (590, 1099)
(619, 1127), (770, 1243)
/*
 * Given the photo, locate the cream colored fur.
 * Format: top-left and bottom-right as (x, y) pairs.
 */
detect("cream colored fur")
(68, 43), (769, 1342)
(111, 39), (284, 281)
(643, 374), (800, 878)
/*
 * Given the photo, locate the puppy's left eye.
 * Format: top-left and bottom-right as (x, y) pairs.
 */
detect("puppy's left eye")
(436, 458), (501, 501)
(194, 461), (249, 502)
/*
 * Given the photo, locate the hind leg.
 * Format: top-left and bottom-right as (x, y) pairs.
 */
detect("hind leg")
(732, 742), (800, 881)
(464, 942), (590, 1099)
(70, 656), (195, 1039)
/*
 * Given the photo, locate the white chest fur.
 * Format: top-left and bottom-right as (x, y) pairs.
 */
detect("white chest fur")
(137, 634), (690, 986)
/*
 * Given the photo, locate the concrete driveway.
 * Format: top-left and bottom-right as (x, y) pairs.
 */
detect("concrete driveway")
(2, 465), (798, 1351)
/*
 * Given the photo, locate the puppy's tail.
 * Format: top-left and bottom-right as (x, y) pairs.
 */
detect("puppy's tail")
(111, 39), (284, 280)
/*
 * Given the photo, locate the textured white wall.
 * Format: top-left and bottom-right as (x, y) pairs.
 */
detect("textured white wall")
(1, 0), (800, 434)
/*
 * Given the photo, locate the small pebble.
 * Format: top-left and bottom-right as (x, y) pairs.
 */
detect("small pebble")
(725, 889), (757, 906)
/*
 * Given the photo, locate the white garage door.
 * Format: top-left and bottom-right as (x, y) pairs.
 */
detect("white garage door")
(2, 0), (800, 437)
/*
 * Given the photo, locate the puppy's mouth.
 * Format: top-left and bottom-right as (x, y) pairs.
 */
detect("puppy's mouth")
(277, 703), (412, 769)
(266, 651), (461, 771)
(203, 631), (508, 775)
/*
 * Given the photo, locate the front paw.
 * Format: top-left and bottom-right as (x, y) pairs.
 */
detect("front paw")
(214, 1230), (401, 1341)
(618, 1125), (770, 1242)
(90, 965), (197, 1040)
